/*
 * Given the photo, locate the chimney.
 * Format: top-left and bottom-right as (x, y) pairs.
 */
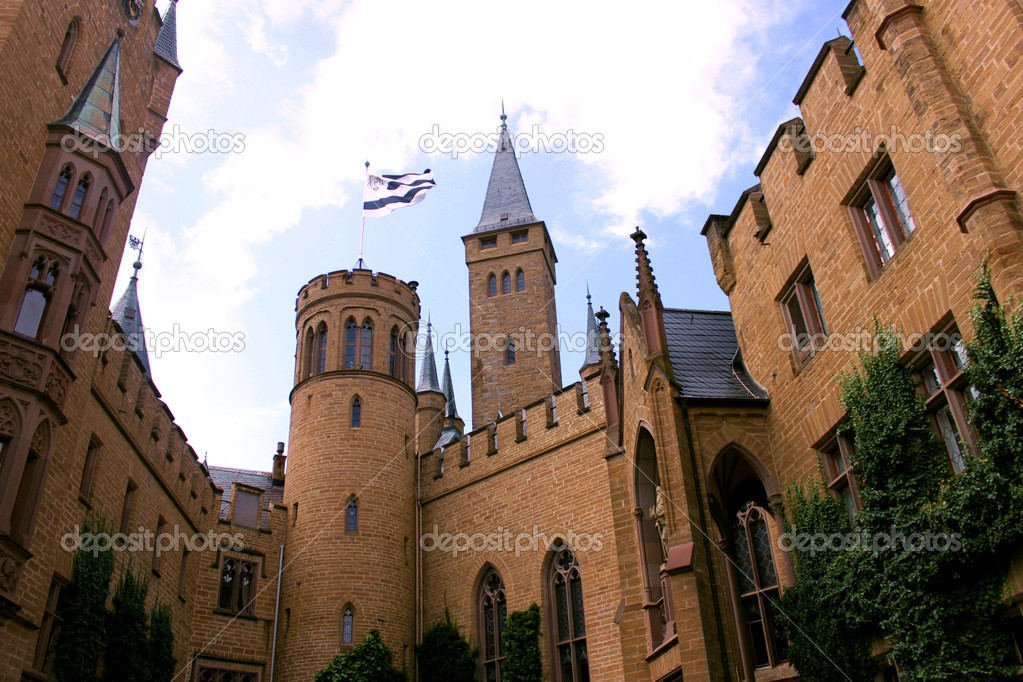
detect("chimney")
(272, 441), (286, 486)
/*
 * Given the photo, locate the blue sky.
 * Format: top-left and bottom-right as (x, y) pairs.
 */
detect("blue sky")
(117, 0), (852, 472)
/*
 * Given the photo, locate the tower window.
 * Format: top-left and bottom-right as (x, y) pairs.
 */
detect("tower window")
(351, 397), (361, 428)
(516, 269), (525, 292)
(344, 318), (357, 368)
(56, 19), (79, 83)
(343, 606), (355, 644)
(389, 327), (398, 376)
(50, 166), (73, 211)
(346, 497), (358, 533)
(304, 327), (315, 378)
(502, 272), (511, 295)
(506, 338), (516, 365)
(359, 320), (373, 369)
(69, 174), (90, 220)
(488, 275), (497, 298)
(317, 322), (328, 374)
(511, 231), (528, 244)
(481, 236), (497, 250)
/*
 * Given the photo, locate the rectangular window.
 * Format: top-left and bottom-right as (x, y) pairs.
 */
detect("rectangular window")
(79, 438), (100, 501)
(849, 156), (916, 276)
(178, 550), (189, 600)
(820, 434), (861, 518)
(218, 555), (258, 616)
(119, 480), (137, 535)
(152, 516), (166, 574)
(233, 489), (260, 528)
(911, 324), (976, 472)
(33, 578), (66, 673)
(195, 662), (261, 682)
(780, 262), (827, 365)
(511, 231), (528, 244)
(480, 236), (497, 249)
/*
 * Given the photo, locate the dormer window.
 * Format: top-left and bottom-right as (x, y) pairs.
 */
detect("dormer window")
(233, 488), (260, 528)
(481, 236), (497, 250)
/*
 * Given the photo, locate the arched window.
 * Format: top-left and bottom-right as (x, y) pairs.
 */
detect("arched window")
(502, 272), (511, 294)
(342, 606), (355, 644)
(10, 421), (50, 544)
(733, 501), (785, 669)
(477, 567), (507, 680)
(15, 256), (59, 339)
(93, 187), (108, 228)
(100, 199), (116, 243)
(303, 327), (314, 378)
(344, 318), (357, 368)
(50, 166), (73, 211)
(548, 547), (588, 682)
(346, 497), (358, 533)
(516, 269), (525, 292)
(488, 274), (497, 298)
(634, 429), (667, 647)
(403, 332), (413, 381)
(56, 19), (79, 81)
(317, 322), (328, 373)
(389, 327), (399, 376)
(359, 319), (373, 369)
(351, 397), (361, 428)
(69, 174), (90, 220)
(506, 338), (516, 366)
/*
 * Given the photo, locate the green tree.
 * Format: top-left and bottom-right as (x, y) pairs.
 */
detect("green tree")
(147, 603), (176, 682)
(501, 603), (541, 682)
(417, 609), (477, 682)
(54, 519), (115, 682)
(102, 566), (150, 682)
(315, 630), (406, 682)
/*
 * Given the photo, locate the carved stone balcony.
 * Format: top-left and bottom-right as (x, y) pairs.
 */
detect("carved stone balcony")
(0, 331), (73, 421)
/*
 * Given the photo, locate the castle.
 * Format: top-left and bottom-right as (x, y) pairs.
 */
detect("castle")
(1, 0), (1022, 680)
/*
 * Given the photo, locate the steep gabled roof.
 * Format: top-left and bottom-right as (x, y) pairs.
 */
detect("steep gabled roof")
(155, 1), (181, 70)
(475, 117), (536, 232)
(111, 261), (150, 376)
(208, 465), (284, 530)
(417, 321), (441, 393)
(662, 309), (768, 401)
(52, 39), (122, 143)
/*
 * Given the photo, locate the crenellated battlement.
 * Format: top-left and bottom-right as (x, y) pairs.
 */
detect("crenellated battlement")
(421, 374), (608, 500)
(295, 268), (420, 317)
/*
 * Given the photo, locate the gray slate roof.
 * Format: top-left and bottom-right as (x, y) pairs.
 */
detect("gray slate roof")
(417, 323), (441, 393)
(441, 351), (458, 418)
(582, 294), (600, 368)
(208, 465), (284, 530)
(155, 1), (181, 69)
(475, 124), (536, 232)
(663, 309), (768, 401)
(111, 262), (150, 376)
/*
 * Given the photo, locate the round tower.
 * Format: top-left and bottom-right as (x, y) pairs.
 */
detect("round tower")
(278, 268), (420, 679)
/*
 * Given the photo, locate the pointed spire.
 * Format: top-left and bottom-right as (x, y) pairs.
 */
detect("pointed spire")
(631, 228), (660, 303)
(52, 39), (122, 144)
(154, 1), (181, 70)
(441, 349), (458, 419)
(595, 307), (616, 368)
(111, 258), (151, 377)
(582, 287), (601, 369)
(417, 319), (441, 393)
(475, 110), (536, 232)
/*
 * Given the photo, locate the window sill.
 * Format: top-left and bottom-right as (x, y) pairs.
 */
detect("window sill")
(212, 608), (258, 621)
(644, 633), (678, 663)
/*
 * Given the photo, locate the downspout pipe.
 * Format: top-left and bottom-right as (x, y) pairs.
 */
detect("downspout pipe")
(269, 543), (284, 681)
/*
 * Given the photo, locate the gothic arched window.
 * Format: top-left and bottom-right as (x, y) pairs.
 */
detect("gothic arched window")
(50, 165), (73, 211)
(344, 318), (357, 368)
(488, 274), (497, 298)
(342, 606), (355, 644)
(359, 319), (373, 369)
(351, 397), (361, 428)
(516, 269), (525, 292)
(316, 322), (328, 374)
(15, 256), (60, 339)
(56, 18), (79, 81)
(733, 501), (786, 669)
(477, 567), (507, 681)
(549, 548), (588, 681)
(303, 327), (315, 378)
(93, 187), (108, 228)
(389, 327), (399, 376)
(505, 339), (516, 366)
(502, 272), (511, 295)
(346, 497), (358, 533)
(69, 174), (91, 220)
(634, 429), (667, 647)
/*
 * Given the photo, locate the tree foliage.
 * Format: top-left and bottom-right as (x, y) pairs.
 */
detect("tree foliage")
(781, 267), (1023, 681)
(102, 565), (151, 682)
(54, 518), (115, 682)
(417, 609), (477, 682)
(501, 603), (542, 682)
(147, 603), (176, 682)
(315, 630), (406, 682)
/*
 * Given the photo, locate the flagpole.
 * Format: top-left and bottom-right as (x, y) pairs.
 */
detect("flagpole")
(357, 161), (369, 269)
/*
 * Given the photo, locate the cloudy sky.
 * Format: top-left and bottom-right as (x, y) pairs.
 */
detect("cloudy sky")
(119, 0), (852, 472)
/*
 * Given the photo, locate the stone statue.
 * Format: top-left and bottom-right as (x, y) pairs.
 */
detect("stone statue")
(649, 485), (670, 558)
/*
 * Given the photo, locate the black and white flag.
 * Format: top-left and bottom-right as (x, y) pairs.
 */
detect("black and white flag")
(363, 169), (436, 218)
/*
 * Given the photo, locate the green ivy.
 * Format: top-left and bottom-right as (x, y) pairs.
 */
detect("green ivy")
(147, 603), (176, 682)
(781, 267), (1023, 681)
(54, 518), (114, 682)
(314, 630), (406, 682)
(417, 609), (477, 682)
(102, 565), (150, 682)
(501, 603), (541, 682)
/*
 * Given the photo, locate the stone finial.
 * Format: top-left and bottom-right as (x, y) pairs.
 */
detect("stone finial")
(595, 307), (616, 367)
(631, 228), (659, 303)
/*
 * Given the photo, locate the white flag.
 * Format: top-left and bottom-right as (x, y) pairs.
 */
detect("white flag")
(363, 169), (436, 218)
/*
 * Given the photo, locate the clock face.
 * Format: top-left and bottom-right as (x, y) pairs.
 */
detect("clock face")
(122, 0), (144, 25)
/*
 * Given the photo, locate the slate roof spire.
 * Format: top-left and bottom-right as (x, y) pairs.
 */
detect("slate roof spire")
(111, 257), (151, 377)
(52, 39), (122, 144)
(441, 349), (458, 419)
(155, 0), (181, 70)
(417, 318), (441, 393)
(582, 284), (600, 369)
(474, 110), (536, 232)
